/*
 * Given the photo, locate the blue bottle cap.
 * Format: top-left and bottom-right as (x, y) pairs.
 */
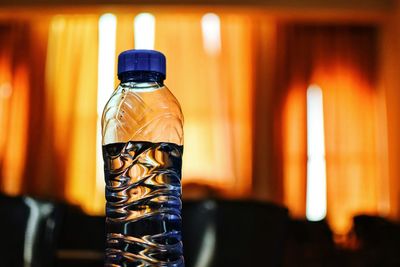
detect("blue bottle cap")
(117, 49), (166, 79)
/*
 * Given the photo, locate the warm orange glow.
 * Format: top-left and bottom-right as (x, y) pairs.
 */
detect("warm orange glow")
(378, 21), (399, 220)
(115, 14), (134, 88)
(40, 12), (254, 214)
(283, 84), (307, 218)
(155, 13), (253, 195)
(313, 65), (389, 234)
(283, 61), (389, 233)
(1, 12), (393, 230)
(46, 15), (100, 214)
(220, 15), (253, 195)
(0, 49), (13, 191)
(279, 24), (391, 234)
(1, 64), (29, 195)
(0, 30), (29, 196)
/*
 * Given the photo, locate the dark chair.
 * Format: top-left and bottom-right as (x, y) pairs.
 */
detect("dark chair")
(0, 195), (289, 267)
(183, 199), (289, 267)
(55, 205), (105, 267)
(54, 199), (289, 267)
(283, 219), (338, 267)
(352, 215), (400, 267)
(182, 200), (218, 267)
(0, 193), (61, 267)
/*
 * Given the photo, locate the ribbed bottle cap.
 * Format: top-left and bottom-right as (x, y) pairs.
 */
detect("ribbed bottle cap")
(117, 49), (166, 79)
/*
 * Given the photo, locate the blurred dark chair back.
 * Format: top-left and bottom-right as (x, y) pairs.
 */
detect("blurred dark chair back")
(183, 199), (289, 267)
(0, 194), (289, 267)
(56, 206), (105, 267)
(284, 219), (337, 267)
(182, 200), (217, 267)
(353, 215), (400, 266)
(0, 194), (61, 267)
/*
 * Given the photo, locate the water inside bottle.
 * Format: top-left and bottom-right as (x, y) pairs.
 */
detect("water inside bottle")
(103, 141), (184, 267)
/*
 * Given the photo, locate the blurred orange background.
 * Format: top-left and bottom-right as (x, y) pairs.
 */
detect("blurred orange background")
(0, 0), (399, 235)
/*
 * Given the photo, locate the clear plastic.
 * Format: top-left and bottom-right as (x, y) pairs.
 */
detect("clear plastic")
(102, 81), (183, 146)
(101, 81), (184, 266)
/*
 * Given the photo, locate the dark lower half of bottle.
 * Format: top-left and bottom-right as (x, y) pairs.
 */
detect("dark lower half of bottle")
(103, 141), (184, 267)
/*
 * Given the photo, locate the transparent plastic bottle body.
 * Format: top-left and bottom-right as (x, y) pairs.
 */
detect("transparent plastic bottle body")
(102, 81), (184, 267)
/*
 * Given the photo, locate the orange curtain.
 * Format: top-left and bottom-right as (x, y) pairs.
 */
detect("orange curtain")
(0, 12), (256, 212)
(380, 5), (400, 220)
(0, 22), (30, 195)
(251, 19), (286, 203)
(0, 20), (48, 196)
(1, 15), (395, 226)
(0, 17), (100, 214)
(155, 12), (253, 196)
(45, 15), (99, 213)
(279, 24), (390, 233)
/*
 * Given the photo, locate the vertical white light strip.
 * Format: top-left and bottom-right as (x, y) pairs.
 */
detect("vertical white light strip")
(134, 13), (155, 49)
(306, 84), (327, 221)
(201, 13), (221, 56)
(96, 13), (117, 190)
(97, 13), (117, 116)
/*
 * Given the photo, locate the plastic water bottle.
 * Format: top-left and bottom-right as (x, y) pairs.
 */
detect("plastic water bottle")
(102, 49), (184, 266)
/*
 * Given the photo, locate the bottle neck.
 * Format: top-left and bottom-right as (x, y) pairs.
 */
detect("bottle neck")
(118, 71), (165, 85)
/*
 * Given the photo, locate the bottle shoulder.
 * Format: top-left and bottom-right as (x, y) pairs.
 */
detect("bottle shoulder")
(102, 83), (183, 146)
